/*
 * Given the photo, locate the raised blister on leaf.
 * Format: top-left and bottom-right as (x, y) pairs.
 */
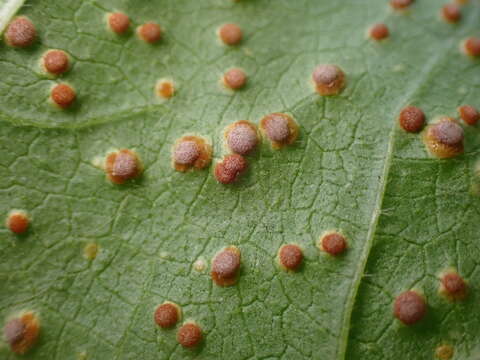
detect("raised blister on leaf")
(4, 312), (40, 354)
(172, 136), (212, 172)
(211, 246), (241, 286)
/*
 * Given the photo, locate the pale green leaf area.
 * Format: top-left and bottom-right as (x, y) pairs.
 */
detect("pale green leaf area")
(0, 0), (480, 359)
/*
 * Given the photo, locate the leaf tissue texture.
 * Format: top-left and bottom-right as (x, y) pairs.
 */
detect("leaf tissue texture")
(1, 0), (479, 359)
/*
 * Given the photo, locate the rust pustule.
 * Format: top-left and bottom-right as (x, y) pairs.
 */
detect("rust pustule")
(211, 246), (241, 286)
(463, 37), (480, 57)
(43, 50), (70, 75)
(278, 244), (303, 271)
(51, 83), (76, 109)
(223, 68), (247, 90)
(5, 17), (36, 48)
(105, 149), (143, 184)
(398, 106), (425, 133)
(137, 22), (162, 43)
(439, 270), (467, 301)
(4, 312), (40, 354)
(390, 0), (414, 10)
(312, 64), (345, 96)
(218, 23), (243, 45)
(154, 302), (181, 328)
(6, 210), (29, 234)
(369, 23), (389, 40)
(156, 79), (175, 99)
(435, 344), (454, 360)
(225, 120), (259, 155)
(172, 136), (212, 172)
(424, 117), (464, 159)
(319, 232), (347, 256)
(214, 154), (247, 184)
(177, 322), (202, 348)
(393, 290), (427, 325)
(441, 4), (461, 23)
(108, 12), (130, 34)
(260, 113), (299, 149)
(458, 105), (479, 125)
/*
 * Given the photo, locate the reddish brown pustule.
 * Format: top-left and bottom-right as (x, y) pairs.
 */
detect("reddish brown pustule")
(464, 37), (480, 57)
(6, 211), (29, 234)
(154, 303), (181, 328)
(226, 121), (258, 155)
(458, 105), (479, 125)
(278, 244), (303, 271)
(4, 312), (40, 354)
(138, 22), (162, 43)
(442, 4), (461, 23)
(105, 149), (142, 184)
(43, 50), (69, 75)
(223, 68), (247, 90)
(441, 272), (467, 297)
(5, 17), (36, 48)
(219, 23), (243, 45)
(211, 246), (241, 286)
(321, 233), (347, 256)
(312, 64), (345, 96)
(370, 23), (389, 40)
(172, 136), (212, 172)
(177, 322), (202, 348)
(398, 106), (425, 133)
(51, 83), (76, 109)
(393, 291), (427, 325)
(214, 154), (247, 184)
(108, 12), (130, 34)
(390, 0), (414, 10)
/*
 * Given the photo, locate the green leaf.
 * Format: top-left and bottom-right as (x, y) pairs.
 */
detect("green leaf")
(1, 0), (479, 359)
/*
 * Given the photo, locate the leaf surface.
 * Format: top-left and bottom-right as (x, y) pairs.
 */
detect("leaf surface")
(1, 1), (479, 359)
